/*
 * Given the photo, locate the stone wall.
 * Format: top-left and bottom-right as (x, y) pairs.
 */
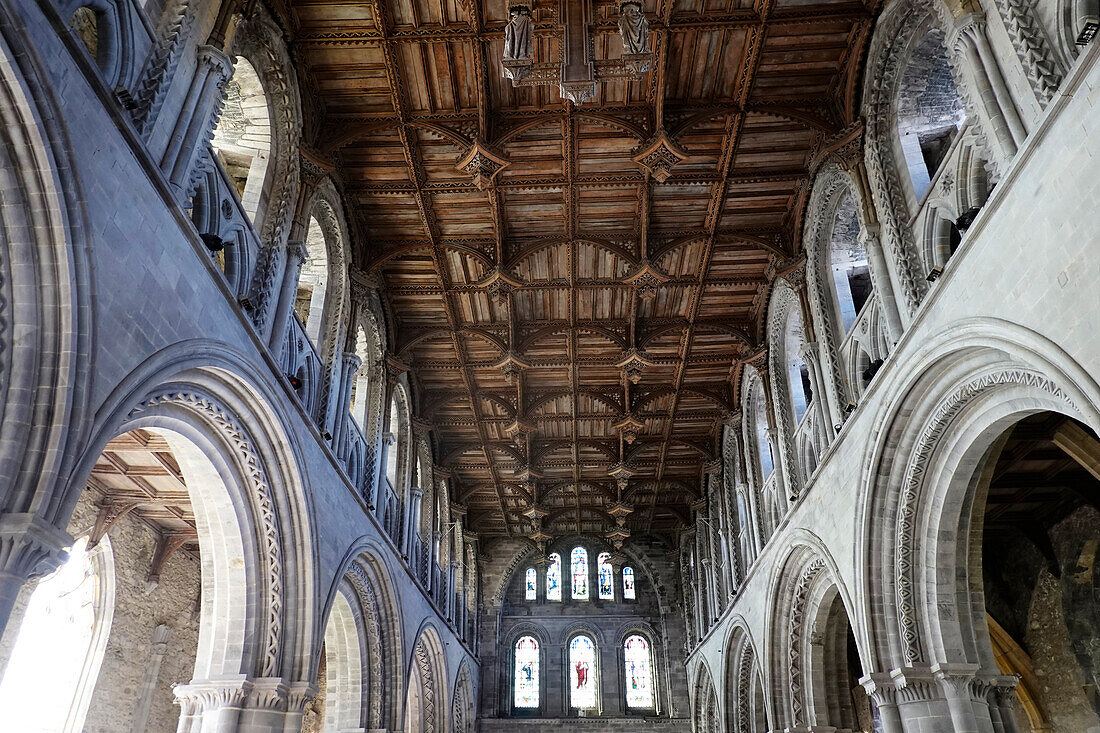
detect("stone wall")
(68, 490), (201, 733)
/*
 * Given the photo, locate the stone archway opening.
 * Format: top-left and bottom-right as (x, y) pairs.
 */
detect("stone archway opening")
(0, 426), (253, 731)
(971, 411), (1100, 732)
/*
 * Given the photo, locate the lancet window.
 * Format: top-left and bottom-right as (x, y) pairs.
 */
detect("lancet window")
(513, 636), (540, 709)
(569, 634), (598, 710)
(571, 547), (589, 600)
(547, 553), (562, 601)
(624, 635), (655, 709)
(598, 552), (613, 599)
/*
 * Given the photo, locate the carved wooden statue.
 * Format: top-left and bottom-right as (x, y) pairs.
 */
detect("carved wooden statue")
(618, 1), (649, 56)
(504, 6), (533, 61)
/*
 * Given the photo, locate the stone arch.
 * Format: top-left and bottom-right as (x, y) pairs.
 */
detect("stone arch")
(724, 623), (767, 733)
(406, 624), (448, 733)
(740, 367), (775, 541)
(387, 380), (413, 497)
(325, 540), (407, 732)
(211, 54), (272, 225)
(766, 281), (825, 491)
(862, 320), (1100, 676)
(860, 0), (992, 318)
(0, 17), (93, 549)
(766, 538), (867, 732)
(451, 660), (474, 733)
(318, 584), (363, 731)
(801, 163), (876, 409)
(0, 534), (114, 732)
(62, 347), (316, 688)
(227, 7), (301, 250)
(691, 660), (720, 733)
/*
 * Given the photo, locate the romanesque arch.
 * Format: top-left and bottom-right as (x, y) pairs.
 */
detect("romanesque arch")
(60, 349), (316, 691)
(452, 660), (475, 733)
(767, 539), (868, 732)
(406, 625), (448, 733)
(724, 624), (767, 733)
(0, 7), (93, 581)
(691, 661), (720, 733)
(863, 320), (1100, 728)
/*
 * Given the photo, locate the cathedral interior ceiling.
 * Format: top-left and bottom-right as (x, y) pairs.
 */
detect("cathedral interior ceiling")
(279, 0), (877, 538)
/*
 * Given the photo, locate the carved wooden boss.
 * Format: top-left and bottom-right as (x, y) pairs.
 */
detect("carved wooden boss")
(502, 0), (653, 103)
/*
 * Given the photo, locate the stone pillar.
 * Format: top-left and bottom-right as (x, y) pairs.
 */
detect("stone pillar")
(161, 46), (234, 200)
(860, 673), (905, 733)
(405, 487), (423, 561)
(534, 555), (548, 606)
(798, 340), (831, 448)
(267, 241), (307, 359)
(334, 352), (363, 457)
(933, 664), (986, 733)
(174, 678), (248, 732)
(952, 15), (1024, 159)
(448, 560), (459, 621)
(891, 666), (946, 733)
(130, 624), (173, 733)
(989, 677), (1022, 733)
(859, 226), (903, 345)
(0, 514), (70, 644)
(281, 681), (317, 733)
(607, 553), (626, 602)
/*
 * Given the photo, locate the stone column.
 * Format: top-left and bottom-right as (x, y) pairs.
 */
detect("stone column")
(989, 677), (1022, 733)
(799, 340), (831, 448)
(281, 681), (317, 733)
(405, 487), (423, 562)
(952, 15), (1023, 160)
(267, 241), (307, 360)
(857, 225), (903, 345)
(130, 624), (173, 733)
(891, 666), (947, 733)
(534, 555), (548, 606)
(161, 46), (234, 200)
(174, 678), (249, 733)
(933, 664), (985, 733)
(448, 560), (459, 621)
(0, 514), (70, 644)
(860, 673), (904, 733)
(607, 553), (626, 602)
(334, 352), (363, 457)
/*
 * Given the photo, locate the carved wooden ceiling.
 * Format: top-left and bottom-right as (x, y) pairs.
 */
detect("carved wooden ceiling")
(281, 0), (877, 537)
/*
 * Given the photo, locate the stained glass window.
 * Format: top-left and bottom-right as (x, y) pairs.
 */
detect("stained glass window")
(514, 636), (540, 708)
(547, 553), (562, 601)
(624, 635), (655, 708)
(571, 547), (589, 600)
(598, 552), (613, 600)
(569, 634), (598, 709)
(623, 567), (636, 600)
(525, 568), (537, 600)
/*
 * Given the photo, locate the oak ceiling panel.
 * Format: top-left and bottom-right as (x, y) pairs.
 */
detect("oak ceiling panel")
(431, 191), (496, 236)
(667, 28), (750, 102)
(574, 287), (631, 321)
(509, 240), (571, 282)
(443, 248), (492, 284)
(354, 193), (426, 237)
(574, 240), (634, 280)
(649, 183), (711, 230)
(293, 0), (378, 30)
(576, 185), (640, 233)
(501, 190), (566, 237)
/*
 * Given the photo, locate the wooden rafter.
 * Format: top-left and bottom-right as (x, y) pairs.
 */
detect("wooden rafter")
(288, 0), (877, 537)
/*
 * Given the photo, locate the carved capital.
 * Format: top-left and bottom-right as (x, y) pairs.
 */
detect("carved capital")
(456, 142), (511, 189)
(0, 513), (71, 582)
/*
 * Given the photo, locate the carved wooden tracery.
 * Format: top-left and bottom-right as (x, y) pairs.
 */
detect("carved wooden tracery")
(285, 0), (877, 538)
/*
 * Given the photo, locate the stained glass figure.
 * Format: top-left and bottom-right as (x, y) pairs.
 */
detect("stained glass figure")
(598, 552), (614, 600)
(514, 636), (540, 708)
(571, 547), (589, 600)
(569, 634), (598, 709)
(525, 568), (537, 600)
(547, 553), (562, 601)
(623, 566), (636, 600)
(624, 634), (654, 708)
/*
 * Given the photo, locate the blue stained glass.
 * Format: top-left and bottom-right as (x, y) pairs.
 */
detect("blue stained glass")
(623, 567), (636, 599)
(514, 636), (540, 708)
(525, 568), (537, 600)
(598, 552), (613, 599)
(571, 547), (589, 600)
(547, 553), (562, 601)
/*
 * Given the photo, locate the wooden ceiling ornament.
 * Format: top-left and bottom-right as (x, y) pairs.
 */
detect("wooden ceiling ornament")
(286, 0), (877, 538)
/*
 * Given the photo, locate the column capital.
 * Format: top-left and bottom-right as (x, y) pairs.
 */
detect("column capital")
(859, 672), (899, 705)
(286, 240), (309, 264)
(196, 44), (234, 81)
(931, 661), (981, 699)
(342, 351), (364, 372)
(797, 341), (820, 364)
(0, 513), (72, 581)
(889, 665), (939, 703)
(173, 675), (251, 712)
